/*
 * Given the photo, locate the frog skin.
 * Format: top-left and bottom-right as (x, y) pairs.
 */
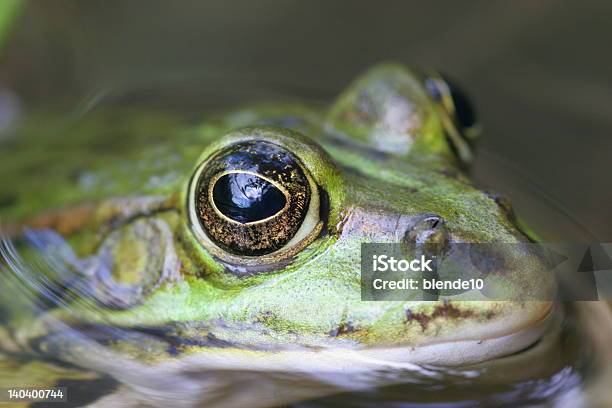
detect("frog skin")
(0, 63), (557, 405)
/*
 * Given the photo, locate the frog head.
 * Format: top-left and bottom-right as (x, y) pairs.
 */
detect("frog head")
(1, 63), (554, 369)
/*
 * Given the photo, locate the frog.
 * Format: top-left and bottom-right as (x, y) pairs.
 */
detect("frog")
(0, 63), (557, 407)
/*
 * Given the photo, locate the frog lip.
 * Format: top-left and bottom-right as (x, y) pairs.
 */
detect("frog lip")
(36, 305), (556, 375)
(176, 305), (558, 371)
(187, 303), (557, 367)
(132, 305), (558, 375)
(358, 303), (558, 366)
(60, 303), (555, 365)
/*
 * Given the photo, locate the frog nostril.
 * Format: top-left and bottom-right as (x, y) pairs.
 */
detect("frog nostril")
(428, 217), (440, 229)
(403, 215), (448, 246)
(402, 216), (449, 301)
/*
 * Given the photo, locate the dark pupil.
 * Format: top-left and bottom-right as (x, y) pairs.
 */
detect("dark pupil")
(212, 173), (286, 223)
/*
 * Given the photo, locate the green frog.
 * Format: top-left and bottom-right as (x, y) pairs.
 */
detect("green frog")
(0, 63), (557, 406)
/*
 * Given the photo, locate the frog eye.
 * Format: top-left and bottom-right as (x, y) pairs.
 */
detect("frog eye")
(189, 140), (321, 258)
(424, 73), (480, 142)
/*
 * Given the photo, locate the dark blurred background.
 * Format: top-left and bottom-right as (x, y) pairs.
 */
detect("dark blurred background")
(1, 0), (611, 239)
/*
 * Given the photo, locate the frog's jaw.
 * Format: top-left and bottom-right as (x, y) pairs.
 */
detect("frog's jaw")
(160, 307), (554, 370)
(27, 303), (555, 394)
(358, 301), (555, 366)
(167, 301), (554, 367)
(206, 303), (555, 368)
(13, 305), (550, 408)
(13, 307), (559, 408)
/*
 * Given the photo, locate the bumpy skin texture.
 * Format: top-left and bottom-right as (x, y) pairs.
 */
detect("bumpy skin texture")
(0, 64), (553, 368)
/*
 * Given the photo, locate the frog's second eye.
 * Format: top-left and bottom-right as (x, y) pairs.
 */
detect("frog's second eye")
(190, 140), (320, 257)
(425, 74), (480, 142)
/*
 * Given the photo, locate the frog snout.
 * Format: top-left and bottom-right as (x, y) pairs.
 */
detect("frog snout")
(339, 209), (450, 249)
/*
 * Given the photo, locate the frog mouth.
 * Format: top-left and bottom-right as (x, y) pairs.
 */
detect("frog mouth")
(32, 303), (556, 370)
(359, 303), (558, 366)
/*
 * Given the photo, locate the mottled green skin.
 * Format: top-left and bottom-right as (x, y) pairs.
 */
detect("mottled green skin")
(0, 64), (553, 367)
